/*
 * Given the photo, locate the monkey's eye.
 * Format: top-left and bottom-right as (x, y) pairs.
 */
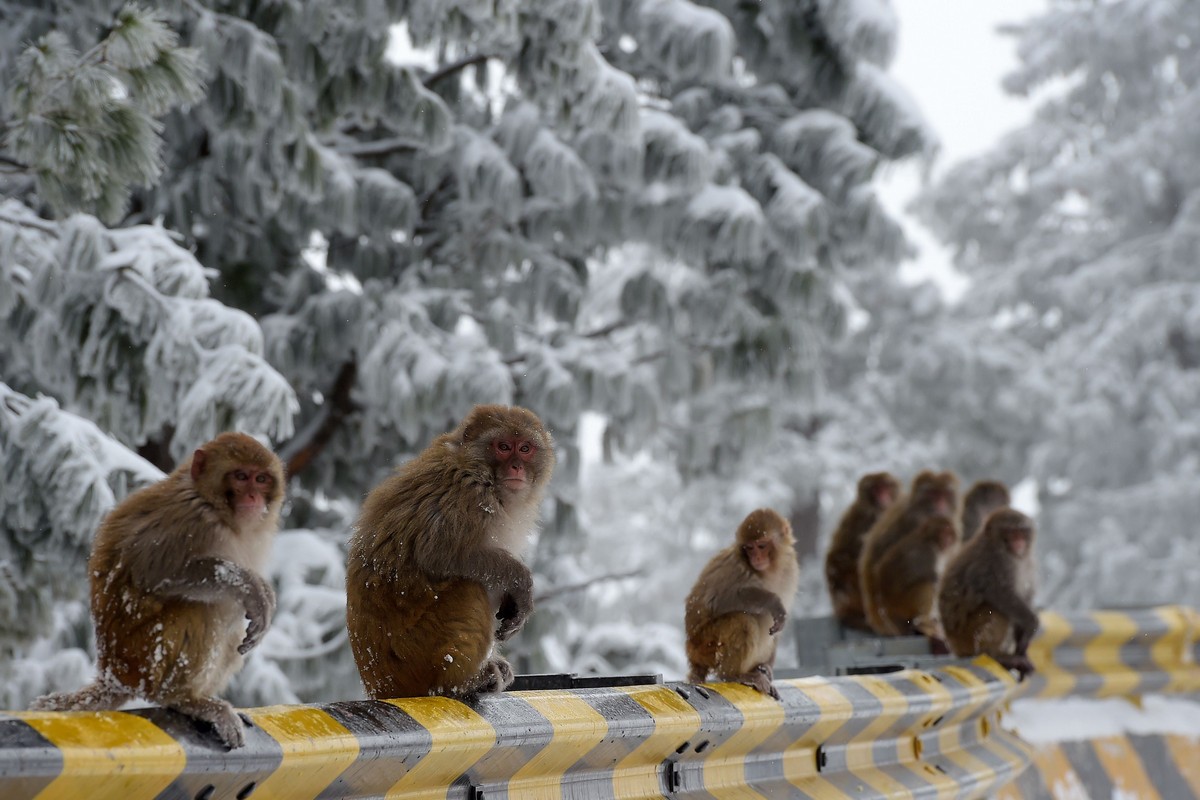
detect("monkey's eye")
(255, 473), (269, 484)
(519, 443), (532, 454)
(234, 470), (249, 481)
(497, 441), (512, 452)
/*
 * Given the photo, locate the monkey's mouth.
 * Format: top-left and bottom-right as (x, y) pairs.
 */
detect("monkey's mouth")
(501, 477), (526, 488)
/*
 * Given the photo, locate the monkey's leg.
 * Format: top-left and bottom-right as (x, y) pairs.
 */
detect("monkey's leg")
(167, 695), (246, 749)
(687, 663), (709, 683)
(29, 677), (132, 712)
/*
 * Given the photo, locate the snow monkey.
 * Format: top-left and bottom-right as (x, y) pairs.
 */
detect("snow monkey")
(824, 471), (900, 630)
(869, 514), (960, 637)
(859, 469), (960, 634)
(960, 479), (1011, 542)
(346, 404), (555, 699)
(32, 433), (284, 749)
(938, 508), (1039, 679)
(685, 508), (799, 699)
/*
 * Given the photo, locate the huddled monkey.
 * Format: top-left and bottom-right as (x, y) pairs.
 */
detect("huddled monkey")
(938, 507), (1039, 679)
(32, 432), (284, 749)
(858, 470), (960, 635)
(346, 404), (555, 699)
(824, 471), (900, 630)
(685, 508), (799, 699)
(960, 479), (1010, 542)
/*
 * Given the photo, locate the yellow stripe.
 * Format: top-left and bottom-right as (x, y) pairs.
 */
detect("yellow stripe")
(1090, 736), (1160, 800)
(784, 677), (855, 799)
(1028, 744), (1084, 799)
(1084, 612), (1141, 697)
(1027, 611), (1077, 697)
(245, 705), (360, 800)
(15, 711), (185, 800)
(1152, 606), (1200, 694)
(384, 697), (496, 800)
(507, 692), (608, 799)
(614, 685), (702, 800)
(903, 674), (961, 800)
(843, 677), (915, 799)
(1164, 734), (1200, 796)
(702, 682), (786, 800)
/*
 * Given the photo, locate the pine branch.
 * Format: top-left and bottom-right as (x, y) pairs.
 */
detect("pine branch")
(534, 568), (645, 604)
(423, 53), (494, 88)
(335, 136), (425, 158)
(279, 359), (359, 479)
(0, 210), (58, 234)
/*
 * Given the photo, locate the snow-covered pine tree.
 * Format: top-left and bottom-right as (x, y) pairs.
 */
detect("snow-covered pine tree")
(913, 0), (1200, 610)
(3, 0), (932, 695)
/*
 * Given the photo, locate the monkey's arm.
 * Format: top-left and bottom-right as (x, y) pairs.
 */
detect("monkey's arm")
(710, 587), (788, 635)
(987, 586), (1040, 655)
(413, 531), (534, 641)
(151, 557), (277, 654)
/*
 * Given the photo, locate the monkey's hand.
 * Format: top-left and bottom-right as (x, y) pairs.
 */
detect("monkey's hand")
(495, 572), (533, 642)
(238, 573), (276, 655)
(768, 599), (788, 635)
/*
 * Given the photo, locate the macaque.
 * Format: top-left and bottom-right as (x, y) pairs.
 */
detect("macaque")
(685, 509), (799, 699)
(870, 515), (959, 637)
(961, 480), (1011, 542)
(859, 470), (959, 634)
(824, 472), (900, 630)
(346, 405), (555, 700)
(32, 433), (284, 749)
(937, 508), (1039, 679)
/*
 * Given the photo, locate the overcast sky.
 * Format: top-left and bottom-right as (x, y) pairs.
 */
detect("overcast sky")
(880, 0), (1049, 297)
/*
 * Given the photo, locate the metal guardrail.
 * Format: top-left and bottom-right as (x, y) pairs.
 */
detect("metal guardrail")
(0, 661), (1026, 800)
(2, 605), (1197, 799)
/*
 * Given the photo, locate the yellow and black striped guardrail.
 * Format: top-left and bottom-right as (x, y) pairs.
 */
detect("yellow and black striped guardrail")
(1024, 604), (1200, 699)
(3, 604), (1197, 799)
(0, 659), (1026, 800)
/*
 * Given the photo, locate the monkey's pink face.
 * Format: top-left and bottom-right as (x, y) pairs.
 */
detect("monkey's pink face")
(1006, 530), (1030, 557)
(873, 484), (896, 508)
(919, 485), (955, 515)
(492, 436), (537, 491)
(742, 539), (775, 573)
(225, 466), (276, 519)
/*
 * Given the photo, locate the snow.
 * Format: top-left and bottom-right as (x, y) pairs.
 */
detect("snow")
(1008, 695), (1200, 743)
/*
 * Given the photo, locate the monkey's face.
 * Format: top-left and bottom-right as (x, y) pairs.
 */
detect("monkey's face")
(490, 434), (541, 493)
(225, 466), (277, 520)
(1005, 529), (1031, 557)
(871, 480), (897, 509)
(742, 538), (775, 573)
(915, 480), (956, 515)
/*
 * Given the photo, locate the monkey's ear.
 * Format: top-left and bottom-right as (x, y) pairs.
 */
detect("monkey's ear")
(190, 449), (208, 481)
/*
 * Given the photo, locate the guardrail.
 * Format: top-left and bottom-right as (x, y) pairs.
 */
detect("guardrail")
(0, 660), (1025, 800)
(2, 604), (1197, 799)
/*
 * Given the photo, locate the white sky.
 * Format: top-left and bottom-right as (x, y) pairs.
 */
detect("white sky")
(878, 0), (1049, 299)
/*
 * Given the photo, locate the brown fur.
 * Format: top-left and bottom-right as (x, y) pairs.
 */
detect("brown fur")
(871, 515), (959, 637)
(859, 470), (959, 634)
(346, 405), (555, 700)
(824, 472), (899, 630)
(685, 509), (799, 698)
(960, 480), (1010, 542)
(32, 432), (284, 749)
(937, 508), (1039, 678)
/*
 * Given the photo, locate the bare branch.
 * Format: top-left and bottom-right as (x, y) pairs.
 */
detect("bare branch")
(534, 568), (645, 604)
(424, 53), (494, 88)
(280, 359), (359, 479)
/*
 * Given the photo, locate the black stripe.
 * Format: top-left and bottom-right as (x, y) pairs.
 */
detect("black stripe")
(319, 700), (437, 800)
(1057, 739), (1115, 799)
(1126, 734), (1197, 800)
(0, 717), (62, 800)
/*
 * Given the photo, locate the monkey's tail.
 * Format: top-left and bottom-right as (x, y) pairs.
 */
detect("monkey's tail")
(29, 678), (131, 712)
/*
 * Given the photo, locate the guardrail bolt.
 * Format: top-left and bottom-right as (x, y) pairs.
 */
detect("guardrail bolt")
(236, 781), (257, 799)
(816, 746), (827, 772)
(195, 786), (215, 800)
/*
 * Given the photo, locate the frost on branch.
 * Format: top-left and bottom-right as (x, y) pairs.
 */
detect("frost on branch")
(0, 204), (297, 454)
(771, 110), (878, 202)
(679, 185), (767, 266)
(634, 0), (735, 84)
(0, 385), (163, 649)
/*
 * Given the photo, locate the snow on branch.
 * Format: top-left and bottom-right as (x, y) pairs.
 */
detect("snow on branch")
(771, 110), (878, 202)
(634, 0), (735, 84)
(523, 129), (599, 205)
(642, 108), (714, 193)
(679, 184), (767, 266)
(842, 62), (937, 161)
(455, 126), (523, 223)
(815, 0), (898, 68)
(744, 154), (829, 258)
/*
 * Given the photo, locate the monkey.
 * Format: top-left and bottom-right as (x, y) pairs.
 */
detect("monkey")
(960, 479), (1011, 542)
(685, 508), (799, 699)
(937, 508), (1039, 679)
(859, 470), (959, 634)
(346, 404), (555, 700)
(824, 472), (900, 630)
(31, 432), (284, 749)
(869, 514), (960, 637)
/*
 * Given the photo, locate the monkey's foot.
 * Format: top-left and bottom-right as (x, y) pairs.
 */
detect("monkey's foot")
(29, 680), (131, 712)
(170, 697), (246, 749)
(997, 654), (1036, 682)
(456, 656), (516, 696)
(739, 666), (780, 700)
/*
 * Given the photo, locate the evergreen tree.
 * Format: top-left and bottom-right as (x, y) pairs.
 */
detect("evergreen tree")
(913, 0), (1200, 609)
(2, 0), (932, 698)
